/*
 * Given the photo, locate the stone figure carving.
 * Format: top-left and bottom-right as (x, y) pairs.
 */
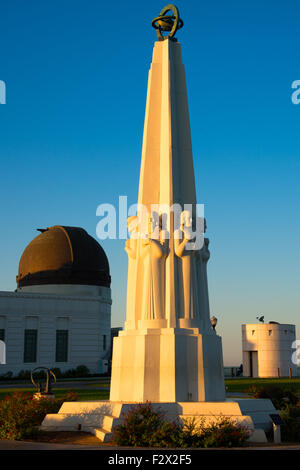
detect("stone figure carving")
(195, 218), (211, 331)
(125, 216), (139, 259)
(125, 216), (139, 328)
(201, 237), (211, 329)
(174, 210), (199, 320)
(140, 212), (168, 320)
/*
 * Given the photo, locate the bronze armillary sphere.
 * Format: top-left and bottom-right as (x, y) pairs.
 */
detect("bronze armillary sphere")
(152, 4), (183, 41)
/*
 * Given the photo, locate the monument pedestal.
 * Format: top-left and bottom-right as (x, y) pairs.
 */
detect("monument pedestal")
(110, 327), (225, 403)
(40, 399), (276, 443)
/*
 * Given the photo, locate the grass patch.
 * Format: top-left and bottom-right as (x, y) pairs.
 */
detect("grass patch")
(225, 378), (300, 394)
(86, 382), (110, 388)
(0, 387), (110, 401)
(1, 378), (299, 402)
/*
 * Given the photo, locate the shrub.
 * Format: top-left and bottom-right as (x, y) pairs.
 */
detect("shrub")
(247, 384), (298, 410)
(16, 370), (31, 380)
(178, 415), (251, 448)
(0, 364), (98, 381)
(0, 391), (78, 440)
(62, 366), (90, 378)
(112, 403), (251, 448)
(75, 365), (90, 377)
(200, 416), (252, 448)
(175, 417), (206, 448)
(112, 403), (181, 447)
(51, 368), (62, 378)
(280, 405), (300, 442)
(0, 371), (13, 381)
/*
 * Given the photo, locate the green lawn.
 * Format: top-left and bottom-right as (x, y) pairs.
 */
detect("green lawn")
(225, 377), (300, 394)
(1, 377), (299, 401)
(0, 386), (110, 401)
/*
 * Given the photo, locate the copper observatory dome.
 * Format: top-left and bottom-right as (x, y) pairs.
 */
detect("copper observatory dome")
(17, 226), (111, 289)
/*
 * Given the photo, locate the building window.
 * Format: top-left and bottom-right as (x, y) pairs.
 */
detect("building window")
(24, 329), (37, 363)
(103, 335), (107, 351)
(56, 330), (68, 362)
(0, 329), (5, 342)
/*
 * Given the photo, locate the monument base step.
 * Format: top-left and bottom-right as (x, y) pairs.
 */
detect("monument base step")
(40, 399), (278, 444)
(90, 427), (113, 442)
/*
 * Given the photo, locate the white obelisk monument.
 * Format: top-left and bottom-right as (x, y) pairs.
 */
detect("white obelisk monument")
(110, 5), (225, 403)
(41, 7), (277, 441)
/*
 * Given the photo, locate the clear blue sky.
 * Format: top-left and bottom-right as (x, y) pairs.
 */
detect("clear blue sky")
(0, 0), (299, 365)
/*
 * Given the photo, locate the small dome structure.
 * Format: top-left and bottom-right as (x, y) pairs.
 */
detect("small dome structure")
(17, 226), (111, 289)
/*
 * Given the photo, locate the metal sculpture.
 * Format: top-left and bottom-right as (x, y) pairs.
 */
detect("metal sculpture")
(152, 4), (183, 41)
(31, 367), (56, 395)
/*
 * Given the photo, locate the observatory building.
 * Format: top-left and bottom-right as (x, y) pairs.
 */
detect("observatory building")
(0, 226), (112, 376)
(242, 322), (296, 378)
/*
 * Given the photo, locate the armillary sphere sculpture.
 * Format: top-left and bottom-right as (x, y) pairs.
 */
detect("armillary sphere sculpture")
(152, 4), (183, 41)
(31, 367), (56, 395)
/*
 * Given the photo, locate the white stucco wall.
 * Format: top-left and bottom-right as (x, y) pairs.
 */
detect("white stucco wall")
(242, 323), (297, 378)
(0, 289), (111, 376)
(17, 284), (104, 297)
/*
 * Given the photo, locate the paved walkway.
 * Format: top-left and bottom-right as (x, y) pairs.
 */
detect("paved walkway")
(0, 440), (95, 450)
(0, 440), (300, 451)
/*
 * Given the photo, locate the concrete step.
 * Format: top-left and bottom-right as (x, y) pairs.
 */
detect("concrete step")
(90, 427), (113, 443)
(230, 399), (280, 431)
(41, 412), (122, 434)
(58, 401), (123, 416)
(102, 415), (122, 431)
(41, 412), (108, 430)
